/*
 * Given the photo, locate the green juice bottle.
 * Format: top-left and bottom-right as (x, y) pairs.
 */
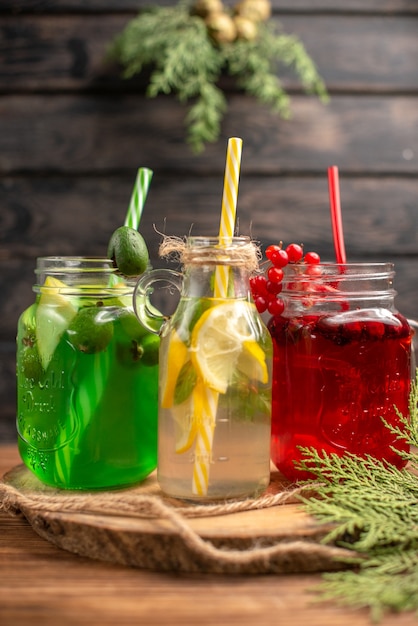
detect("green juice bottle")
(16, 257), (159, 489)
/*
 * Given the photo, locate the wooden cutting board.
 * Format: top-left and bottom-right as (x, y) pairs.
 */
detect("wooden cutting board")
(0, 464), (355, 575)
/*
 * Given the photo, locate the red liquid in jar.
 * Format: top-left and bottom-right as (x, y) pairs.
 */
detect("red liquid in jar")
(268, 310), (412, 481)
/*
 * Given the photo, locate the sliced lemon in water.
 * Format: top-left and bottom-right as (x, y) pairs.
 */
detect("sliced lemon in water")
(237, 340), (268, 384)
(160, 329), (189, 408)
(36, 276), (77, 369)
(172, 393), (197, 454)
(190, 301), (267, 393)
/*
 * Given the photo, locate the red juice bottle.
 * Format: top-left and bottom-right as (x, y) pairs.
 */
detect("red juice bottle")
(268, 263), (413, 481)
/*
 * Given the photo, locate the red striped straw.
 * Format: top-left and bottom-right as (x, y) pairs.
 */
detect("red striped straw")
(327, 165), (346, 264)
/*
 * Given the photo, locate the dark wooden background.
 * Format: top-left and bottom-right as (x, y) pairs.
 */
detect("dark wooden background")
(1, 0), (418, 441)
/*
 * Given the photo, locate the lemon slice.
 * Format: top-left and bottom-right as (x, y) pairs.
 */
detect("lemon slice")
(237, 340), (268, 384)
(190, 301), (267, 393)
(36, 276), (77, 369)
(172, 393), (197, 454)
(160, 329), (189, 408)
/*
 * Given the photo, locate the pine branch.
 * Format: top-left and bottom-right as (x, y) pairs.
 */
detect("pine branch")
(223, 36), (291, 117)
(185, 83), (227, 152)
(319, 564), (418, 623)
(223, 23), (328, 113)
(108, 4), (225, 152)
(108, 2), (328, 152)
(297, 370), (418, 620)
(261, 25), (329, 100)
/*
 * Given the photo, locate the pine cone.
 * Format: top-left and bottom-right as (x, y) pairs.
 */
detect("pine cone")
(234, 16), (258, 40)
(205, 12), (237, 43)
(234, 0), (271, 22)
(192, 0), (225, 18)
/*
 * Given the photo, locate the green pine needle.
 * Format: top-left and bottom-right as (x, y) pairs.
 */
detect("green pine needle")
(108, 2), (328, 152)
(223, 23), (328, 118)
(297, 369), (418, 621)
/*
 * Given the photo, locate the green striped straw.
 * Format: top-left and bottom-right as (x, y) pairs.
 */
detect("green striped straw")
(124, 167), (154, 230)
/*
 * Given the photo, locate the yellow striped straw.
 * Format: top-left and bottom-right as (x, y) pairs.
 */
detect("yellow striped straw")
(192, 137), (243, 496)
(191, 381), (217, 495)
(215, 137), (243, 298)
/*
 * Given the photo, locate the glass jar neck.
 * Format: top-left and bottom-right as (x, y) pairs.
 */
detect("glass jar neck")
(280, 263), (398, 314)
(180, 236), (257, 300)
(33, 256), (136, 296)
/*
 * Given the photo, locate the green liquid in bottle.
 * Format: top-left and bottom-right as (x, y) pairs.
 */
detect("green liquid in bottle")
(17, 297), (158, 489)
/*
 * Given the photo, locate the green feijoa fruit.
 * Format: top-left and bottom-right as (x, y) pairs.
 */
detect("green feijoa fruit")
(107, 226), (149, 277)
(67, 306), (114, 354)
(116, 339), (142, 367)
(118, 309), (148, 341)
(21, 346), (43, 382)
(138, 333), (160, 366)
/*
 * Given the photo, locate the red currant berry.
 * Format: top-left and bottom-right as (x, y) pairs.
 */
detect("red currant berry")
(305, 264), (322, 277)
(267, 297), (285, 316)
(286, 243), (304, 263)
(267, 246), (289, 268)
(265, 245), (281, 261)
(343, 321), (364, 340)
(367, 321), (385, 339)
(250, 275), (269, 298)
(304, 251), (321, 265)
(254, 296), (268, 314)
(266, 280), (283, 295)
(267, 266), (284, 284)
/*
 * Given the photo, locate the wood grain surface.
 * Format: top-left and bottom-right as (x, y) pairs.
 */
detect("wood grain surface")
(1, 0), (417, 445)
(0, 463), (355, 575)
(2, 14), (418, 92)
(2, 0), (418, 14)
(1, 443), (418, 626)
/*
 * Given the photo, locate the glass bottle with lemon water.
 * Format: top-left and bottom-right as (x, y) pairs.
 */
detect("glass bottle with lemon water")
(16, 257), (159, 489)
(135, 236), (272, 500)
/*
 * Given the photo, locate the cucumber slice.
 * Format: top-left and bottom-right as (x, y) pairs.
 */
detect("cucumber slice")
(36, 276), (77, 369)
